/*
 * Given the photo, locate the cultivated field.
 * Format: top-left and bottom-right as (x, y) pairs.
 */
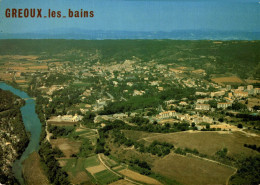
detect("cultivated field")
(126, 130), (260, 157)
(50, 138), (81, 158)
(245, 79), (260, 84)
(247, 97), (260, 108)
(109, 179), (135, 185)
(211, 76), (244, 84)
(22, 152), (50, 185)
(47, 121), (77, 126)
(87, 164), (107, 174)
(119, 169), (163, 185)
(94, 170), (121, 185)
(152, 153), (236, 185)
(60, 158), (94, 185)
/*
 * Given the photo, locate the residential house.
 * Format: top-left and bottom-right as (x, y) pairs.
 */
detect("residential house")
(234, 91), (248, 98)
(195, 92), (209, 96)
(210, 91), (225, 97)
(247, 85), (253, 91)
(159, 111), (177, 119)
(196, 98), (213, 104)
(195, 104), (210, 111)
(217, 102), (232, 109)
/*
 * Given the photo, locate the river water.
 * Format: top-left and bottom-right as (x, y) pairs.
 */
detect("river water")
(0, 82), (42, 185)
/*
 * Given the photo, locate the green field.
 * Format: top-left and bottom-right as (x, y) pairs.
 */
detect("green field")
(84, 155), (100, 168)
(94, 170), (121, 185)
(59, 157), (98, 184)
(60, 156), (100, 175)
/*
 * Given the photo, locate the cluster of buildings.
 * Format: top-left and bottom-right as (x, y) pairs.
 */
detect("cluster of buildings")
(49, 114), (83, 122)
(157, 110), (213, 124)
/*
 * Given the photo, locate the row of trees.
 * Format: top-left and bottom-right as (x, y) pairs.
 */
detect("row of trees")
(48, 125), (74, 138)
(129, 159), (151, 175)
(35, 95), (70, 185)
(146, 141), (174, 157)
(244, 144), (260, 153)
(39, 142), (70, 185)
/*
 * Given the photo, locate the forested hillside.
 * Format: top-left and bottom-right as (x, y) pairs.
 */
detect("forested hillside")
(0, 89), (29, 185)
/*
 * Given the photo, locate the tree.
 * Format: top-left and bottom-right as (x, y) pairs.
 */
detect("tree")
(232, 102), (247, 111)
(208, 100), (217, 108)
(237, 123), (243, 128)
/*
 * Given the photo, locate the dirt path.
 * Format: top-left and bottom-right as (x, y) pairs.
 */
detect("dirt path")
(237, 129), (260, 137)
(45, 123), (52, 142)
(97, 154), (142, 185)
(44, 114), (52, 142)
(98, 154), (122, 177)
(186, 153), (236, 171)
(226, 168), (237, 185)
(184, 152), (238, 185)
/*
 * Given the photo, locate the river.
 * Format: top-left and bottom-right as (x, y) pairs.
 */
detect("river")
(0, 82), (42, 185)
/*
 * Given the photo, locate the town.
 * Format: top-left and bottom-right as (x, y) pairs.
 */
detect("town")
(0, 40), (259, 185)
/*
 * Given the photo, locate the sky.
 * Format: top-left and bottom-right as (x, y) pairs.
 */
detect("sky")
(0, 0), (259, 33)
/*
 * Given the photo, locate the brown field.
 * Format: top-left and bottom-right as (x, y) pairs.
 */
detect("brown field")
(210, 123), (238, 131)
(58, 160), (68, 167)
(68, 171), (92, 185)
(158, 118), (179, 124)
(47, 121), (77, 126)
(109, 179), (135, 185)
(9, 66), (28, 70)
(0, 55), (39, 60)
(153, 153), (235, 185)
(50, 138), (81, 158)
(112, 165), (124, 171)
(119, 169), (163, 185)
(15, 79), (27, 83)
(247, 98), (260, 108)
(128, 130), (260, 157)
(0, 73), (13, 81)
(22, 152), (50, 185)
(211, 76), (244, 84)
(86, 164), (106, 174)
(28, 65), (48, 70)
(245, 79), (260, 84)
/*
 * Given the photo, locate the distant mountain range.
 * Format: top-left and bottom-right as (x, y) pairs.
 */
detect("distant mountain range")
(1, 30), (260, 40)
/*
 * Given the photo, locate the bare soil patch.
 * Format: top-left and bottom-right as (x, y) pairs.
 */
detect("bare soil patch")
(245, 79), (260, 84)
(212, 76), (243, 84)
(119, 169), (163, 185)
(109, 179), (135, 185)
(28, 65), (48, 70)
(47, 121), (77, 126)
(58, 160), (68, 167)
(50, 138), (81, 158)
(86, 164), (106, 174)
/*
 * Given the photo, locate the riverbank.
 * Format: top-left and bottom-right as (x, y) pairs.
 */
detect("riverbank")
(0, 82), (42, 185)
(0, 88), (29, 184)
(22, 152), (50, 185)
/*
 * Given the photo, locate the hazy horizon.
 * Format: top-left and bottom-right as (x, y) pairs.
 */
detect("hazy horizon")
(0, 0), (259, 36)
